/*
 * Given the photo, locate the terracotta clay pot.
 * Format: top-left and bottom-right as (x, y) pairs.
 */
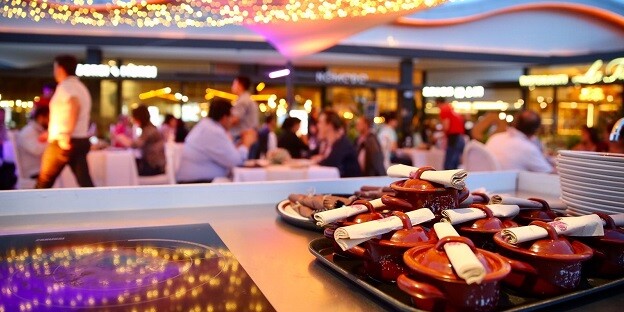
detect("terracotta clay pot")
(575, 213), (624, 278)
(493, 221), (594, 297)
(398, 236), (511, 312)
(347, 211), (436, 282)
(513, 198), (558, 225)
(458, 204), (518, 252)
(381, 167), (469, 220)
(323, 200), (384, 256)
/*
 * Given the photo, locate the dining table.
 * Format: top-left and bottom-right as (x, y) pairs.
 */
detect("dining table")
(56, 148), (139, 188)
(395, 147), (445, 170)
(232, 162), (340, 182)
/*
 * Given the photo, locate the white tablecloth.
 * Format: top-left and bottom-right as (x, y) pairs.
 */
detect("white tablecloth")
(57, 149), (139, 188)
(396, 147), (445, 170)
(232, 165), (340, 182)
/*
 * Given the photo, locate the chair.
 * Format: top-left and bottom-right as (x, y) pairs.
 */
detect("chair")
(6, 131), (37, 189)
(137, 143), (176, 185)
(462, 140), (501, 172)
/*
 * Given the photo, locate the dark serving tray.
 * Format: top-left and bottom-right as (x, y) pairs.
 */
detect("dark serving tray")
(308, 237), (624, 312)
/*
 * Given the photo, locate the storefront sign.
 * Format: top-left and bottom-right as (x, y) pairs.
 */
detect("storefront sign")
(422, 86), (484, 99)
(76, 63), (158, 79)
(519, 74), (569, 87)
(519, 57), (624, 86)
(315, 71), (368, 85)
(571, 58), (624, 84)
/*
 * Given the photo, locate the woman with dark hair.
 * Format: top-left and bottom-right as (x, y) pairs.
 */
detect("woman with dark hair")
(573, 125), (608, 152)
(116, 105), (166, 176)
(311, 110), (361, 177)
(160, 114), (177, 142)
(278, 117), (308, 158)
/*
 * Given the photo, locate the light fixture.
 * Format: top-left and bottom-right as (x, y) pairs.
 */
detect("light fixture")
(2, 0), (450, 28)
(268, 69), (290, 79)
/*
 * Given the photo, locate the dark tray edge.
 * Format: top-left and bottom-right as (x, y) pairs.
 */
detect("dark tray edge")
(308, 237), (624, 312)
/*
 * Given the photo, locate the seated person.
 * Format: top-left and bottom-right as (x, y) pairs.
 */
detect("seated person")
(573, 125), (608, 152)
(176, 99), (257, 183)
(16, 107), (50, 178)
(110, 114), (133, 148)
(355, 116), (385, 176)
(311, 110), (361, 177)
(251, 114), (278, 159)
(278, 116), (309, 159)
(115, 105), (166, 176)
(485, 110), (554, 173)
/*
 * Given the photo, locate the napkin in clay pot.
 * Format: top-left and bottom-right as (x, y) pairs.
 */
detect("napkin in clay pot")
(441, 205), (520, 225)
(387, 164), (467, 190)
(288, 193), (357, 218)
(313, 198), (383, 227)
(433, 223), (486, 285)
(501, 214), (605, 244)
(490, 195), (566, 210)
(333, 208), (435, 251)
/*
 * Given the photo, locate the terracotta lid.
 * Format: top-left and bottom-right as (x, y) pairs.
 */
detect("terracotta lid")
(392, 166), (447, 192)
(594, 213), (624, 244)
(460, 204), (519, 233)
(403, 236), (510, 282)
(493, 221), (593, 261)
(348, 199), (384, 224)
(378, 211), (433, 247)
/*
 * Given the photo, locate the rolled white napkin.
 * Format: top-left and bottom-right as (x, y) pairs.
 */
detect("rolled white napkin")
(501, 214), (605, 244)
(387, 164), (467, 190)
(441, 205), (520, 225)
(433, 223), (486, 285)
(609, 214), (624, 227)
(334, 209), (435, 251)
(313, 198), (384, 227)
(489, 195), (543, 208)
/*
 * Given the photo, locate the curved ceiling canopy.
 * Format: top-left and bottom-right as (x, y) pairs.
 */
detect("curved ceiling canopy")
(2, 0), (449, 58)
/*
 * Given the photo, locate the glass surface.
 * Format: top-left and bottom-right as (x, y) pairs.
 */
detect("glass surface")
(0, 224), (275, 311)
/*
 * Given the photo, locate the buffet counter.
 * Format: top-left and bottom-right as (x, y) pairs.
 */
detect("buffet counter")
(1, 172), (622, 311)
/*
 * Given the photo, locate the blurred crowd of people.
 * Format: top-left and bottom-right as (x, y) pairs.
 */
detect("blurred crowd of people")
(2, 54), (624, 190)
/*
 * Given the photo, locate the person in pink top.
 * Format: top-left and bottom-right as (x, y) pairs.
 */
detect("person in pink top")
(436, 97), (465, 169)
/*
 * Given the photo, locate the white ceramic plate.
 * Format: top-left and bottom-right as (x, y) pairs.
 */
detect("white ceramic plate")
(557, 157), (624, 171)
(559, 150), (624, 163)
(561, 195), (624, 213)
(562, 199), (619, 215)
(558, 173), (624, 189)
(557, 163), (624, 179)
(558, 168), (624, 184)
(560, 185), (624, 202)
(562, 191), (624, 207)
(559, 180), (622, 195)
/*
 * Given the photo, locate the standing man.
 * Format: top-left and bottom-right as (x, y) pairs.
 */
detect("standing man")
(230, 76), (259, 141)
(36, 55), (94, 188)
(437, 97), (465, 170)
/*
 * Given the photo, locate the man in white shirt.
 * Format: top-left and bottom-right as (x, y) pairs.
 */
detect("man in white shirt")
(16, 107), (49, 178)
(176, 99), (257, 183)
(36, 55), (94, 188)
(485, 110), (554, 173)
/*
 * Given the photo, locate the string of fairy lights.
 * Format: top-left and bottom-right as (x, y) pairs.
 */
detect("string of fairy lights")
(1, 0), (449, 28)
